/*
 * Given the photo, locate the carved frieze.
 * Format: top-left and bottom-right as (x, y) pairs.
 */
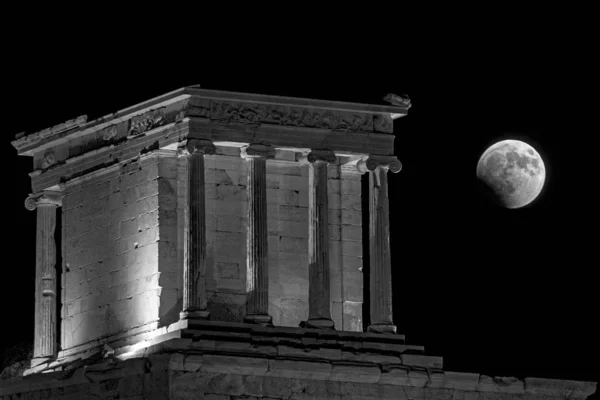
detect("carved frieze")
(373, 114), (393, 133)
(102, 125), (118, 141)
(41, 150), (57, 169)
(187, 100), (374, 132)
(128, 108), (166, 136)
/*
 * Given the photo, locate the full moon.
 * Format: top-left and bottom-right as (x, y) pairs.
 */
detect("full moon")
(476, 139), (546, 209)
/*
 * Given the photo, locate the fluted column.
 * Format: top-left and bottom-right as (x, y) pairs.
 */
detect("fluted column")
(241, 144), (275, 325)
(25, 191), (62, 360)
(358, 156), (402, 334)
(304, 150), (337, 329)
(179, 139), (215, 321)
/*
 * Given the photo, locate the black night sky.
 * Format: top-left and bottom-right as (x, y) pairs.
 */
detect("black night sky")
(1, 12), (597, 393)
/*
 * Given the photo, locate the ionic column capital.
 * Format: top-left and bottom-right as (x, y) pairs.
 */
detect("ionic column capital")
(25, 191), (63, 211)
(357, 155), (402, 174)
(240, 143), (275, 159)
(178, 139), (216, 156)
(300, 149), (336, 164)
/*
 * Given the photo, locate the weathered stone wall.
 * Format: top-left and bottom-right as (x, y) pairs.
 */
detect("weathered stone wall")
(61, 154), (181, 350)
(60, 147), (364, 353)
(0, 355), (170, 400)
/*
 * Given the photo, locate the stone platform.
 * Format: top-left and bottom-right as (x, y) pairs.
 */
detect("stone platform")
(1, 321), (596, 399)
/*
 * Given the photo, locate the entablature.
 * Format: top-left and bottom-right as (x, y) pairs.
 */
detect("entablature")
(12, 86), (408, 193)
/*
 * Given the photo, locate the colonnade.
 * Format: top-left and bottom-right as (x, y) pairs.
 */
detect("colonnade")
(25, 140), (402, 362)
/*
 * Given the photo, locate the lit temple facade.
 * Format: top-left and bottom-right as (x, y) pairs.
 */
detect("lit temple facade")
(2, 86), (596, 399)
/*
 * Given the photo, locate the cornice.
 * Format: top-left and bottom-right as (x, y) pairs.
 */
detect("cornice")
(12, 86), (408, 156)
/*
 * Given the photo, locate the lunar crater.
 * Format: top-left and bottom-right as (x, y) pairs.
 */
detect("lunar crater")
(477, 140), (545, 208)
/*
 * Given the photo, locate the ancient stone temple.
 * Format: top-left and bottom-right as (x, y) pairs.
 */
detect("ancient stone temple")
(2, 86), (596, 399)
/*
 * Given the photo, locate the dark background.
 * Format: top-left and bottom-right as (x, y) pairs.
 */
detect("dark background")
(1, 10), (597, 394)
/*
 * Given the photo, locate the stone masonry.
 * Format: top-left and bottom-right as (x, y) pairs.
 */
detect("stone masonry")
(3, 86), (596, 399)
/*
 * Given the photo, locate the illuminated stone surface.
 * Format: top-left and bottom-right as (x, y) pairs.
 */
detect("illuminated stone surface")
(5, 87), (595, 399)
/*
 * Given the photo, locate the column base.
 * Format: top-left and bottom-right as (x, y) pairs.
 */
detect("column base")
(301, 318), (335, 330)
(180, 309), (210, 321)
(367, 323), (397, 334)
(30, 356), (53, 369)
(243, 314), (274, 326)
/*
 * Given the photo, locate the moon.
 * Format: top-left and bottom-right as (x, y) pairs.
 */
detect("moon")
(476, 140), (546, 209)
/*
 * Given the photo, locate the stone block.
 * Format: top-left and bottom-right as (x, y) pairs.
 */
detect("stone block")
(331, 301), (343, 331)
(200, 354), (269, 375)
(478, 375), (525, 394)
(343, 301), (363, 332)
(119, 374), (145, 397)
(216, 278), (245, 293)
(266, 174), (279, 189)
(158, 209), (177, 230)
(270, 297), (307, 327)
(278, 189), (300, 206)
(274, 149), (296, 162)
(216, 184), (247, 201)
(328, 179), (341, 194)
(331, 363), (381, 383)
(210, 200), (247, 216)
(279, 175), (306, 191)
(138, 180), (160, 199)
(378, 366), (410, 386)
(277, 251), (307, 271)
(341, 178), (362, 194)
(342, 241), (362, 257)
(138, 195), (160, 215)
(217, 215), (246, 233)
(329, 223), (341, 240)
(207, 169), (233, 185)
(343, 269), (363, 302)
(340, 163), (361, 176)
(158, 158), (178, 179)
(120, 217), (140, 238)
(341, 209), (362, 225)
(122, 186), (140, 205)
(267, 359), (332, 380)
(328, 195), (341, 210)
(212, 231), (245, 249)
(443, 371), (480, 391)
(278, 205), (307, 222)
(401, 354), (443, 369)
(267, 162), (302, 176)
(207, 292), (246, 322)
(216, 261), (241, 280)
(276, 262), (308, 297)
(277, 220), (308, 238)
(408, 370), (429, 387)
(327, 165), (341, 179)
(267, 218), (278, 235)
(340, 193), (361, 210)
(205, 394), (230, 400)
(212, 155), (244, 171)
(267, 234), (279, 253)
(524, 377), (597, 399)
(205, 183), (217, 199)
(298, 189), (309, 207)
(329, 208), (342, 224)
(279, 236), (308, 254)
(341, 225), (362, 241)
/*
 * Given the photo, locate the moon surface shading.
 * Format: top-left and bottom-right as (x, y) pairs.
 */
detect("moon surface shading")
(476, 140), (546, 209)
